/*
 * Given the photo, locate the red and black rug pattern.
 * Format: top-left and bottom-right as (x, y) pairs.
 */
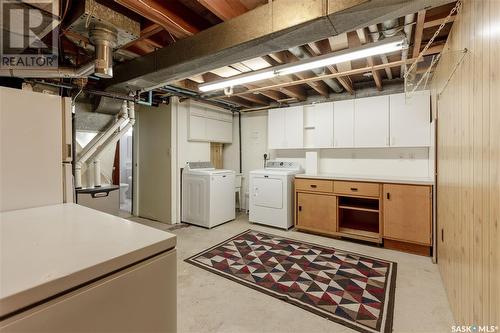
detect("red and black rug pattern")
(185, 230), (397, 333)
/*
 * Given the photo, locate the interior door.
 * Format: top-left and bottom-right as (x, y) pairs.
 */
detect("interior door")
(252, 176), (283, 208)
(136, 104), (172, 223)
(297, 193), (337, 233)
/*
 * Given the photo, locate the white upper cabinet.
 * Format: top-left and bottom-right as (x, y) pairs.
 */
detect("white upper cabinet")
(268, 106), (303, 149)
(268, 108), (286, 149)
(333, 100), (355, 148)
(188, 114), (207, 141)
(267, 91), (431, 150)
(188, 102), (232, 143)
(284, 106), (304, 149)
(389, 90), (431, 147)
(354, 95), (389, 147)
(303, 102), (334, 148)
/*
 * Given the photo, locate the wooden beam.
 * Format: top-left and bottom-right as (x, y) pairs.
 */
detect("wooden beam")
(261, 55), (280, 66)
(307, 40), (354, 94)
(121, 23), (165, 51)
(272, 50), (330, 97)
(258, 90), (287, 101)
(348, 30), (382, 91)
(208, 57), (420, 99)
(423, 42), (445, 55)
(423, 15), (455, 29)
(197, 0), (247, 21)
(413, 10), (427, 58)
(277, 84), (306, 101)
(115, 0), (199, 38)
(237, 93), (270, 106)
(224, 96), (254, 108)
(196, 0), (297, 103)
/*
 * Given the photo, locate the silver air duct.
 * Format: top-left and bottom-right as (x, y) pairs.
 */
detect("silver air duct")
(288, 46), (343, 93)
(89, 24), (118, 79)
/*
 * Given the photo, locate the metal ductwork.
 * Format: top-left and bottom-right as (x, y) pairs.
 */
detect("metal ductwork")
(288, 46), (343, 93)
(367, 19), (400, 80)
(0, 62), (95, 78)
(0, 0), (139, 80)
(401, 14), (416, 78)
(381, 19), (400, 37)
(89, 24), (118, 79)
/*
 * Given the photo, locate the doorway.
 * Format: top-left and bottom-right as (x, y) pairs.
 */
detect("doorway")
(119, 127), (133, 213)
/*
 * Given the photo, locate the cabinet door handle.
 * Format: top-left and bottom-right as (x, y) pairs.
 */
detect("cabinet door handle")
(386, 192), (390, 200)
(350, 187), (358, 191)
(298, 206), (302, 212)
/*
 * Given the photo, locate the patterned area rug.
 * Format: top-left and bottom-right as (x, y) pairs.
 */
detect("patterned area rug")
(185, 230), (397, 333)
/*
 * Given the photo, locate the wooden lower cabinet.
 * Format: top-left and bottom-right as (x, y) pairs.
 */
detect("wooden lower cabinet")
(294, 177), (433, 256)
(296, 192), (337, 234)
(382, 184), (432, 245)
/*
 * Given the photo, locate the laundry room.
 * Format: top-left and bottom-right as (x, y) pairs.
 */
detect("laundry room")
(0, 1), (498, 333)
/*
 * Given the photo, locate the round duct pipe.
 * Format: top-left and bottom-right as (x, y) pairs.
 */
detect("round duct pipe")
(89, 24), (117, 79)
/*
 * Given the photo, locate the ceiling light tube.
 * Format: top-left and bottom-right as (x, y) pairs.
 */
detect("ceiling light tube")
(199, 70), (275, 92)
(277, 39), (407, 76)
(198, 35), (407, 93)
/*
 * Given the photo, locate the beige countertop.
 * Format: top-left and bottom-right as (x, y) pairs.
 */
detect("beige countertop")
(295, 173), (435, 185)
(0, 203), (176, 318)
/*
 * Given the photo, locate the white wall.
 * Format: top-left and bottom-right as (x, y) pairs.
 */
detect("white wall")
(222, 112), (240, 173)
(274, 148), (431, 178)
(238, 111), (269, 209)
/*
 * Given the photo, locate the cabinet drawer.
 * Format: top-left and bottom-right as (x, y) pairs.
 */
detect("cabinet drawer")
(295, 179), (333, 192)
(333, 181), (380, 197)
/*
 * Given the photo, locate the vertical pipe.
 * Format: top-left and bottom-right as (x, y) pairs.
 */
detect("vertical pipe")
(75, 164), (82, 189)
(94, 159), (101, 187)
(238, 111), (242, 174)
(72, 105), (77, 187)
(401, 14), (415, 78)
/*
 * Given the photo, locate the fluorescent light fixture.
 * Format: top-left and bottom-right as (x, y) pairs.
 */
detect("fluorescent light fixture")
(277, 39), (406, 76)
(199, 70), (275, 92)
(198, 35), (407, 92)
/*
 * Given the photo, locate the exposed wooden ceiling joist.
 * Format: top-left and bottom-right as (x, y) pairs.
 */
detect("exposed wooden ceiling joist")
(197, 0), (247, 21)
(348, 30), (382, 91)
(413, 10), (427, 58)
(208, 57), (420, 100)
(115, 0), (200, 38)
(423, 14), (455, 29)
(271, 51), (330, 97)
(307, 40), (355, 94)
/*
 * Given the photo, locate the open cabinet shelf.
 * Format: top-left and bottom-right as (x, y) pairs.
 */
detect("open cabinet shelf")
(337, 196), (381, 242)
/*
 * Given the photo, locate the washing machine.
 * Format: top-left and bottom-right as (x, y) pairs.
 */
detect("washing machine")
(182, 162), (235, 228)
(249, 161), (303, 229)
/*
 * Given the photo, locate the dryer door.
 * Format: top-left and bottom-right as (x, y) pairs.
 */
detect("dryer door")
(252, 176), (283, 209)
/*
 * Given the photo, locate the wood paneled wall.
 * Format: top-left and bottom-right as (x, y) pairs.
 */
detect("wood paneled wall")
(432, 0), (499, 326)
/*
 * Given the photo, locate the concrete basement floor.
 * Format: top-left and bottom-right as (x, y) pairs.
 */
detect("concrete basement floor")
(126, 213), (454, 333)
